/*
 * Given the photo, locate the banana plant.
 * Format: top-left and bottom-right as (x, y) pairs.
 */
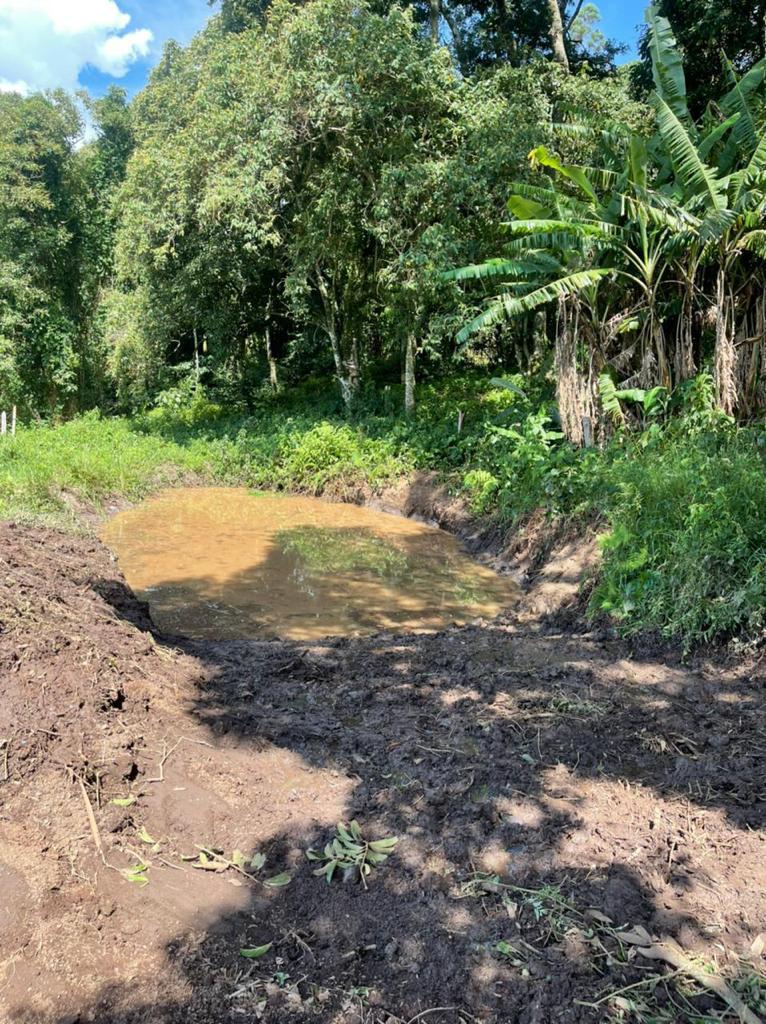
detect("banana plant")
(449, 2), (766, 434)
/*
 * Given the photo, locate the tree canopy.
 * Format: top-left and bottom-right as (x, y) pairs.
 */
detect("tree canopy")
(111, 0), (633, 412)
(634, 0), (766, 114)
(2, 0), (761, 428)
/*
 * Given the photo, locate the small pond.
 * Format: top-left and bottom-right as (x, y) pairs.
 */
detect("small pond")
(100, 487), (518, 640)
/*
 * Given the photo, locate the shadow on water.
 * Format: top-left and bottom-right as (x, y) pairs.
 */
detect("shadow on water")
(100, 490), (519, 641)
(17, 509), (766, 1024)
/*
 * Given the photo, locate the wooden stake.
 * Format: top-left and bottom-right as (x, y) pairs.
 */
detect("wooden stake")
(1, 411), (6, 436)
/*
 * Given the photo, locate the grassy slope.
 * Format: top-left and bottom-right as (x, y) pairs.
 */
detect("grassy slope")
(3, 375), (766, 648)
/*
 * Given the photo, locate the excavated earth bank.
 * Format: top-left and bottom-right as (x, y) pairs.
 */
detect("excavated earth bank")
(1, 484), (765, 1024)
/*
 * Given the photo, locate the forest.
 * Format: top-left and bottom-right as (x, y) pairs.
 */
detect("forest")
(2, 3), (766, 1022)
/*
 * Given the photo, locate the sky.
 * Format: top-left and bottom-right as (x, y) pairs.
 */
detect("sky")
(0, 0), (211, 98)
(0, 0), (648, 102)
(598, 0), (647, 61)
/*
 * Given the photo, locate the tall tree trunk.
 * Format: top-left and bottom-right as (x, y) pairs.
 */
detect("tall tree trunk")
(193, 327), (200, 383)
(265, 323), (278, 391)
(404, 333), (416, 417)
(315, 264), (357, 409)
(265, 293), (278, 391)
(674, 281), (696, 385)
(429, 0), (440, 44)
(555, 295), (585, 444)
(546, 0), (570, 72)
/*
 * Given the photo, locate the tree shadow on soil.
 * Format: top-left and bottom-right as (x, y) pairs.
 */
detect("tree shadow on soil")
(16, 525), (766, 1024)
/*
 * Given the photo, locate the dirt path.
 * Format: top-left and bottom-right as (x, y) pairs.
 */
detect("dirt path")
(1, 521), (765, 1024)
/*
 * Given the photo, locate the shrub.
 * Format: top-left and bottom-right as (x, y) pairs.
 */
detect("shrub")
(593, 426), (766, 646)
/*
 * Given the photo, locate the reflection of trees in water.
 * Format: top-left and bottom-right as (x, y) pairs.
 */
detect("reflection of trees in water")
(107, 501), (516, 637)
(277, 527), (411, 583)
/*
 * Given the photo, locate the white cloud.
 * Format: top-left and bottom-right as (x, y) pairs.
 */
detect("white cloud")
(0, 0), (153, 93)
(96, 28), (153, 75)
(0, 77), (29, 95)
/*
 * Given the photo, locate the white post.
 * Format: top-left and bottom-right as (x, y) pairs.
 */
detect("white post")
(582, 415), (593, 448)
(10, 406), (15, 436)
(1, 411), (6, 436)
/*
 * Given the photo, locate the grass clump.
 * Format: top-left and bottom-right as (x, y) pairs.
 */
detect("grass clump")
(592, 424), (766, 648)
(0, 412), (210, 526)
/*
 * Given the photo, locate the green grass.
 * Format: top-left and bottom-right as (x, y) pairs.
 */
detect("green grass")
(0, 392), (417, 528)
(592, 424), (766, 647)
(0, 414), (211, 527)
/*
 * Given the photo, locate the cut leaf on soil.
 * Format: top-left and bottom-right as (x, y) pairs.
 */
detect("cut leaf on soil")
(239, 944), (272, 959)
(123, 863), (149, 886)
(263, 872), (291, 888)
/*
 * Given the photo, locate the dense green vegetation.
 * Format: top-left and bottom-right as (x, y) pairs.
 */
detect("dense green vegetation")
(2, 1), (766, 649)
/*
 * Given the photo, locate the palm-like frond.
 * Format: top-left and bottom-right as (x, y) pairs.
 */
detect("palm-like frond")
(652, 96), (726, 210)
(697, 113), (741, 161)
(720, 56), (766, 154)
(698, 207), (738, 244)
(456, 269), (614, 344)
(442, 254), (561, 283)
(620, 193), (699, 234)
(527, 146), (599, 203)
(507, 195), (550, 220)
(503, 232), (615, 257)
(646, 3), (690, 124)
(506, 219), (620, 240)
(510, 182), (591, 220)
(739, 230), (766, 258)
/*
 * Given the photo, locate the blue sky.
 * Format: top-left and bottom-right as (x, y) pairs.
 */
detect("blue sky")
(599, 0), (647, 60)
(0, 0), (648, 102)
(78, 0), (212, 97)
(0, 0), (211, 98)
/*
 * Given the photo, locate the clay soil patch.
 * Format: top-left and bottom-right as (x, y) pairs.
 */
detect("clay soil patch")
(1, 522), (765, 1023)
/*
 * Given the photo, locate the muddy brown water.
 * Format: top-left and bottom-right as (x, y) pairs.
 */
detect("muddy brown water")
(100, 486), (518, 640)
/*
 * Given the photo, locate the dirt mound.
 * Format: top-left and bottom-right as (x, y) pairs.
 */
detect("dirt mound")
(0, 522), (187, 784)
(1, 523), (765, 1024)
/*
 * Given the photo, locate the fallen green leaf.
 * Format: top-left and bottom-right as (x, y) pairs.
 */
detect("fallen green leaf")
(263, 872), (291, 888)
(137, 825), (156, 844)
(123, 863), (149, 887)
(240, 943), (272, 959)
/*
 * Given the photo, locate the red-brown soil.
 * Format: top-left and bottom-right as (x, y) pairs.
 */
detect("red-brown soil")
(1, 516), (765, 1024)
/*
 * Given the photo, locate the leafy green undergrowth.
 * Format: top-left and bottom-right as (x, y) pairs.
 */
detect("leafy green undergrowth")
(593, 424), (766, 648)
(0, 414), (212, 527)
(3, 373), (766, 649)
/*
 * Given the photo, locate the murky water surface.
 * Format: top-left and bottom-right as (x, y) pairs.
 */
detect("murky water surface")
(100, 487), (518, 640)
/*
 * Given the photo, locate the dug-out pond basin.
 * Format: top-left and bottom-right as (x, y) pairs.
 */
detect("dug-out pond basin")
(100, 487), (518, 640)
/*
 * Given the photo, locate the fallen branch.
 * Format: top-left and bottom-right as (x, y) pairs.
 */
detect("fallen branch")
(638, 939), (763, 1024)
(78, 777), (105, 864)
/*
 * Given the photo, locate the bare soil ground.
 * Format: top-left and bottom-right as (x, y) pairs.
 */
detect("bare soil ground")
(1, 511), (766, 1024)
